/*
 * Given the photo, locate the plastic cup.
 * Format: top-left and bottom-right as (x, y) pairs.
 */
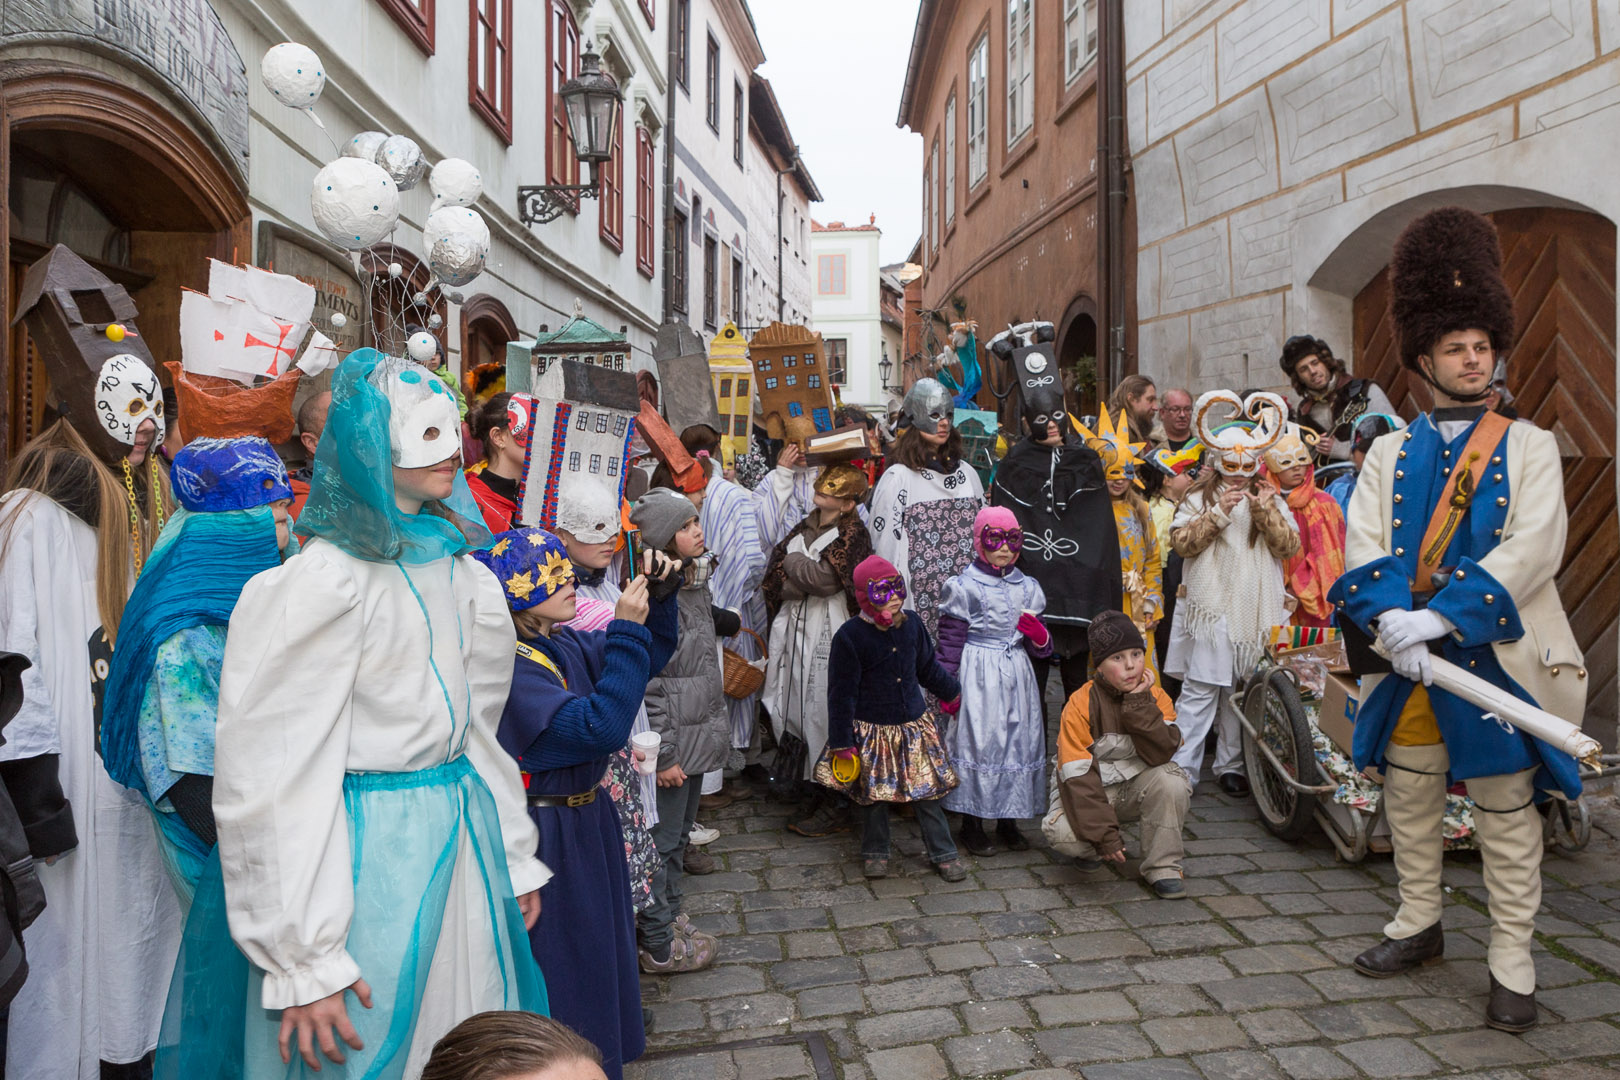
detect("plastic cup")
(631, 731), (661, 775)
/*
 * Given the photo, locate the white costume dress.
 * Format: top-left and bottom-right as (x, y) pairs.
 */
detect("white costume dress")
(0, 491), (181, 1078)
(761, 524), (850, 778)
(869, 461), (985, 639)
(210, 539), (549, 1076)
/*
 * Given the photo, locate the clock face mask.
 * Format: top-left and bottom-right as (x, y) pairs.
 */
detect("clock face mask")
(95, 354), (165, 447)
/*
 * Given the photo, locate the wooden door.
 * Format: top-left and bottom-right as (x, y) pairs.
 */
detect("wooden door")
(1354, 208), (1619, 742)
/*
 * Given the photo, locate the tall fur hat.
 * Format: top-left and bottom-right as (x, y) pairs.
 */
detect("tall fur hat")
(1390, 207), (1514, 371)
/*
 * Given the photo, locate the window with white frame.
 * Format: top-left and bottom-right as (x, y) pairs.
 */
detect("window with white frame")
(1006, 0), (1034, 146)
(930, 140), (941, 250)
(944, 93), (957, 224)
(967, 35), (989, 185)
(1065, 0), (1098, 84)
(922, 152), (933, 254)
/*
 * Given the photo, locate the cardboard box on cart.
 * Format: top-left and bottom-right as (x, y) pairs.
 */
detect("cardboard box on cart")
(1314, 670), (1392, 851)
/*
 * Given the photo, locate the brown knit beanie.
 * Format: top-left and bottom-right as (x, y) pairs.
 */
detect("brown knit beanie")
(1088, 610), (1145, 665)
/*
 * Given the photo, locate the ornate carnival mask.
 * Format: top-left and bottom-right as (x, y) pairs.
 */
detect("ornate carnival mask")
(374, 358), (461, 468)
(1073, 404), (1146, 487)
(901, 377), (954, 431)
(1193, 390), (1287, 478)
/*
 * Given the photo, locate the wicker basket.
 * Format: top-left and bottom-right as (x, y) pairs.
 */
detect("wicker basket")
(722, 627), (768, 700)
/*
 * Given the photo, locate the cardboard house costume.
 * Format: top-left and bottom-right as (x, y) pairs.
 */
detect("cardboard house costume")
(708, 322), (753, 466)
(510, 304), (633, 390)
(654, 321), (724, 437)
(514, 359), (642, 532)
(749, 322), (836, 445)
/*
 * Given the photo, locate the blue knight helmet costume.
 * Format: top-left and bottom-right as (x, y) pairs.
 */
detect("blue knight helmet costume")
(1328, 207), (1586, 1032)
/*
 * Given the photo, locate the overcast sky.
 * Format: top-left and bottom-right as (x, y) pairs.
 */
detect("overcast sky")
(749, 0), (924, 266)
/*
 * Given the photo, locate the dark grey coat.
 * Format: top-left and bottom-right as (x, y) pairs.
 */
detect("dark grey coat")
(644, 581), (730, 775)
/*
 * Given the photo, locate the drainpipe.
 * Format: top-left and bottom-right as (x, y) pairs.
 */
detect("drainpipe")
(775, 145), (800, 322)
(661, 13), (680, 322)
(1100, 0), (1128, 391)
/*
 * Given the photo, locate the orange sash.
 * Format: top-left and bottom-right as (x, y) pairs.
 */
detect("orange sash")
(1412, 412), (1511, 593)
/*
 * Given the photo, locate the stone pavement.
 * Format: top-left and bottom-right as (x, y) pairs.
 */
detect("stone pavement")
(625, 770), (1620, 1080)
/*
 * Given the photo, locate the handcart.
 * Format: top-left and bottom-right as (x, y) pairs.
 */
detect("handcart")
(1231, 648), (1620, 862)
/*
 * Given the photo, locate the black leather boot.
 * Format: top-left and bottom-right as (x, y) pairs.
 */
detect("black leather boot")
(959, 815), (997, 857)
(1352, 921), (1443, 977)
(1486, 973), (1538, 1032)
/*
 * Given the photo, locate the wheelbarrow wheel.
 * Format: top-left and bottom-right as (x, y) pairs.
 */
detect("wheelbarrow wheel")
(1241, 668), (1321, 841)
(1542, 796), (1592, 852)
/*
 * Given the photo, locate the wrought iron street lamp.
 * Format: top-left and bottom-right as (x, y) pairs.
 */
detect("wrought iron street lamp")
(518, 45), (623, 226)
(879, 354), (894, 393)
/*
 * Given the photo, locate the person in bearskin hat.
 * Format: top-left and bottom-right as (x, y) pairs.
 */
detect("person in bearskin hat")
(1279, 333), (1394, 464)
(1328, 207), (1587, 1032)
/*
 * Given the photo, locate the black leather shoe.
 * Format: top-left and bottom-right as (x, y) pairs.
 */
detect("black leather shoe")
(1218, 773), (1251, 797)
(1352, 922), (1443, 977)
(1486, 973), (1538, 1032)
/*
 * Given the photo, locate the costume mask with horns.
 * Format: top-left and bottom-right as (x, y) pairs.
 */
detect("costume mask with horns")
(1193, 390), (1288, 478)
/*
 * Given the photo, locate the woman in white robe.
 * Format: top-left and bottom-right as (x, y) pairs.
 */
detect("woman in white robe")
(161, 352), (547, 1079)
(0, 412), (180, 1078)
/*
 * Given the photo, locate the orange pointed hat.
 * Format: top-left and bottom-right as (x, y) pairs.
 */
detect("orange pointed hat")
(1073, 404), (1147, 488)
(636, 400), (707, 494)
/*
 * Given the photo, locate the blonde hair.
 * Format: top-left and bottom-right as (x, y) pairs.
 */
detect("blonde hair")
(1, 420), (171, 644)
(1114, 483), (1154, 538)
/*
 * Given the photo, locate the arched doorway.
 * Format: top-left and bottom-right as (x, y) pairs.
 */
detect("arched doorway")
(2, 68), (250, 461)
(1057, 294), (1099, 416)
(460, 293), (520, 406)
(1352, 206), (1617, 740)
(362, 245), (448, 359)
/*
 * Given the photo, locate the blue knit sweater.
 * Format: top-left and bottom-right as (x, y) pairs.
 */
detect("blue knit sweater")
(497, 591), (678, 796)
(827, 612), (960, 750)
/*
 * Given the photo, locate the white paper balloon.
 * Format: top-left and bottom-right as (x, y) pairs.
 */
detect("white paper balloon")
(428, 158), (483, 214)
(262, 43), (325, 107)
(375, 134), (428, 193)
(406, 331), (439, 364)
(310, 158), (400, 250)
(427, 314), (444, 329)
(330, 312), (348, 329)
(387, 262), (404, 279)
(344, 130), (387, 161)
(425, 206), (491, 287)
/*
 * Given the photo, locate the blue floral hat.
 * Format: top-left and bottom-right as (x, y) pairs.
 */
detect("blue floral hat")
(170, 436), (293, 513)
(473, 526), (576, 611)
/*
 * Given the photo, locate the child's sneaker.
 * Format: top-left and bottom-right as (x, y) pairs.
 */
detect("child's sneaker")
(936, 858), (968, 882)
(638, 934), (715, 974)
(683, 846), (717, 875)
(689, 822), (720, 845)
(1152, 876), (1187, 899)
(862, 857), (889, 879)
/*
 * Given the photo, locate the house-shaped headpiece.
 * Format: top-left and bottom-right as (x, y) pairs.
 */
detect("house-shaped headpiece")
(653, 320), (723, 437)
(708, 322), (752, 466)
(748, 321), (835, 445)
(516, 358), (642, 531)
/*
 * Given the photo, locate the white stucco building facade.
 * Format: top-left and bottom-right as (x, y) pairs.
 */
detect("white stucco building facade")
(810, 219), (892, 409)
(743, 75), (820, 334)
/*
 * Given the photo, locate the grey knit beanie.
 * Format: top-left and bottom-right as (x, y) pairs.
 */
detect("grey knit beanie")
(630, 487), (699, 550)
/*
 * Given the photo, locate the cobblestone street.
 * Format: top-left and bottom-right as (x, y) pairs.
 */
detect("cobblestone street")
(628, 762), (1620, 1080)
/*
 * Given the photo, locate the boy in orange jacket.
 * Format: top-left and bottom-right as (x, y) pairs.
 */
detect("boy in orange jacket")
(1040, 610), (1191, 898)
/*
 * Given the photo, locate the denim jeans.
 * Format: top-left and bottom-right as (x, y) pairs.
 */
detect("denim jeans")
(862, 798), (958, 863)
(637, 779), (703, 953)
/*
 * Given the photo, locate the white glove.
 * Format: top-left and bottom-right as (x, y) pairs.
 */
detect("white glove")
(1388, 641), (1433, 686)
(1376, 608), (1453, 654)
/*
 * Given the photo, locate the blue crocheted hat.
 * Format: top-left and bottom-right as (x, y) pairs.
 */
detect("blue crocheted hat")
(169, 437), (293, 513)
(473, 526), (576, 611)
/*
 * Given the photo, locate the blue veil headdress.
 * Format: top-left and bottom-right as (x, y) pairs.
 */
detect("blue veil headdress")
(296, 349), (492, 563)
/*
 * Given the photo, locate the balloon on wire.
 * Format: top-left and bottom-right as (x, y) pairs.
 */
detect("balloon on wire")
(311, 158), (400, 249)
(344, 130), (388, 162)
(425, 206), (490, 287)
(428, 158), (483, 214)
(375, 134), (429, 192)
(262, 42), (342, 155)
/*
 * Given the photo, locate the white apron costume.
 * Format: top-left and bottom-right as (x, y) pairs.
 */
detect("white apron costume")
(0, 492), (181, 1077)
(761, 526), (848, 779)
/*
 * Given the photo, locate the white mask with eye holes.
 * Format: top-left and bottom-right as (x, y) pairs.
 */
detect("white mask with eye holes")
(95, 354), (165, 447)
(372, 357), (462, 468)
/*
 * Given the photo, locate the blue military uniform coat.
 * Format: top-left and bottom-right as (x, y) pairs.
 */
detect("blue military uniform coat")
(1328, 409), (1586, 800)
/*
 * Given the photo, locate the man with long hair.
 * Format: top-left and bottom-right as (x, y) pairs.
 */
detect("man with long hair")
(1279, 334), (1394, 463)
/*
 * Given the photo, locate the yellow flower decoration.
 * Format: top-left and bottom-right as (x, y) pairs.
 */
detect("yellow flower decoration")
(527, 530), (550, 547)
(504, 570), (537, 602)
(490, 537), (512, 557)
(536, 549), (575, 595)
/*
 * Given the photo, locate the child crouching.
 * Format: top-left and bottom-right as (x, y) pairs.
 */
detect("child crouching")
(1041, 610), (1191, 899)
(815, 555), (968, 882)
